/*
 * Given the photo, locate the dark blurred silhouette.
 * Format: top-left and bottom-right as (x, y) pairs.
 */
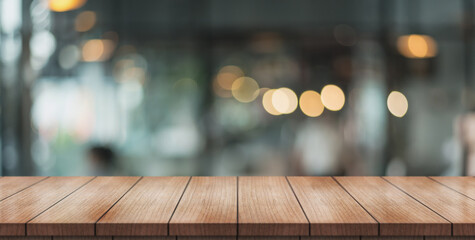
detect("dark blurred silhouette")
(87, 146), (117, 176)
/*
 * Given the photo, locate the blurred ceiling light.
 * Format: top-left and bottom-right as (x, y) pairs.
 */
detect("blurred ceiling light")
(74, 11), (96, 32)
(48, 0), (86, 12)
(59, 44), (80, 69)
(387, 91), (408, 117)
(272, 87), (298, 114)
(299, 90), (324, 117)
(217, 65), (244, 90)
(397, 34), (437, 58)
(213, 78), (232, 98)
(231, 77), (260, 103)
(321, 84), (345, 111)
(262, 89), (281, 115)
(82, 39), (115, 62)
(82, 39), (103, 61)
(334, 24), (357, 46)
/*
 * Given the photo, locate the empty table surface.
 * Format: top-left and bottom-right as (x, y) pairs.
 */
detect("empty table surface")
(0, 176), (473, 237)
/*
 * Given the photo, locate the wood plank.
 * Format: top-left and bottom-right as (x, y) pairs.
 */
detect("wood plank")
(430, 177), (475, 199)
(54, 237), (111, 240)
(426, 237), (475, 240)
(27, 177), (140, 236)
(0, 237), (50, 240)
(302, 237), (359, 240)
(288, 177), (378, 236)
(180, 238), (298, 240)
(361, 238), (422, 240)
(115, 237), (174, 240)
(97, 177), (190, 236)
(385, 176), (475, 236)
(0, 176), (93, 236)
(335, 177), (450, 236)
(0, 177), (46, 201)
(169, 177), (237, 236)
(179, 237), (235, 240)
(238, 176), (309, 236)
(239, 238), (299, 240)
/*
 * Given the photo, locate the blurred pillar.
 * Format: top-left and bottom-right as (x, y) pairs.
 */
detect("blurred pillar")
(462, 0), (474, 175)
(346, 40), (388, 175)
(0, 0), (34, 175)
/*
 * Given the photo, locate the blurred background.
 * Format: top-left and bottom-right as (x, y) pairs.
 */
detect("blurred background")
(1, 0), (475, 176)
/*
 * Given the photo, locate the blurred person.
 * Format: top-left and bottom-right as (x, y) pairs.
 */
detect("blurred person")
(87, 145), (118, 176)
(293, 115), (344, 175)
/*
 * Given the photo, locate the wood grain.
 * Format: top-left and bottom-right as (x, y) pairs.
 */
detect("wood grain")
(0, 237), (50, 240)
(302, 237), (359, 240)
(169, 177), (237, 236)
(115, 238), (175, 240)
(240, 238), (299, 240)
(335, 177), (451, 236)
(0, 176), (93, 236)
(288, 177), (378, 236)
(97, 177), (190, 236)
(426, 237), (475, 240)
(178, 237), (235, 240)
(0, 177), (46, 201)
(54, 237), (111, 240)
(430, 177), (475, 199)
(27, 177), (140, 236)
(385, 177), (475, 236)
(238, 176), (309, 236)
(361, 238), (423, 240)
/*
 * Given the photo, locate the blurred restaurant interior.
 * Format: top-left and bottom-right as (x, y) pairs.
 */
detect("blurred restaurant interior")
(1, 0), (475, 176)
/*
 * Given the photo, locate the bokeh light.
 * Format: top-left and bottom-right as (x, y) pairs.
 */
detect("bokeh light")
(82, 39), (115, 62)
(299, 90), (324, 117)
(321, 84), (345, 111)
(59, 45), (80, 70)
(387, 91), (408, 117)
(231, 77), (260, 103)
(75, 11), (96, 32)
(262, 89), (281, 115)
(397, 34), (437, 58)
(272, 87), (298, 114)
(217, 65), (244, 90)
(49, 0), (86, 12)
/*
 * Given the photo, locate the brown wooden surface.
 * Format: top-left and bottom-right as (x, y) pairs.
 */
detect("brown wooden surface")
(430, 177), (475, 200)
(0, 176), (474, 237)
(238, 176), (309, 236)
(53, 237), (112, 240)
(361, 238), (423, 240)
(178, 237), (235, 240)
(335, 177), (451, 236)
(288, 177), (378, 236)
(240, 237), (299, 240)
(0, 177), (46, 201)
(114, 238), (174, 240)
(0, 176), (93, 236)
(0, 237), (51, 240)
(302, 237), (359, 240)
(27, 177), (140, 236)
(169, 177), (237, 236)
(385, 177), (475, 236)
(97, 177), (190, 236)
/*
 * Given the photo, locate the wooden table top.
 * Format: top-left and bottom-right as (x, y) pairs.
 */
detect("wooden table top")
(0, 176), (473, 237)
